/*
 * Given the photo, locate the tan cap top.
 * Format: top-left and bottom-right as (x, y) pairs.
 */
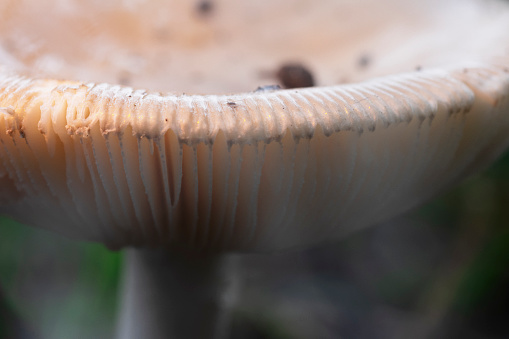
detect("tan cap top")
(0, 0), (508, 93)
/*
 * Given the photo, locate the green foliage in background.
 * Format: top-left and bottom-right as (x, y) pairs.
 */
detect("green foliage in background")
(0, 217), (122, 338)
(1, 151), (509, 338)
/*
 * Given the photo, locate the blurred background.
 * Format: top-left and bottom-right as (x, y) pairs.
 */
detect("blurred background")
(1, 151), (509, 339)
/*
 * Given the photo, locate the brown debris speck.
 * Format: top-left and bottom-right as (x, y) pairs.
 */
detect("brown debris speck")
(276, 63), (315, 89)
(357, 53), (371, 69)
(118, 72), (132, 86)
(197, 1), (214, 16)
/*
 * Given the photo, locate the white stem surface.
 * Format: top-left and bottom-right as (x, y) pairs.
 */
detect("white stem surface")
(116, 249), (240, 339)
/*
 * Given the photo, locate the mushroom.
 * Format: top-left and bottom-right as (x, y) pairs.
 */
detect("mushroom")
(0, 0), (509, 338)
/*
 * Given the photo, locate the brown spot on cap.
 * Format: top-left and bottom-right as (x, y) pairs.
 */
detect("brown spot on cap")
(357, 53), (371, 69)
(196, 1), (214, 16)
(118, 72), (132, 86)
(276, 63), (315, 89)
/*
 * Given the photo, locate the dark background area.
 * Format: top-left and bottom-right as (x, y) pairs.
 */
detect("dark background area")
(1, 151), (509, 339)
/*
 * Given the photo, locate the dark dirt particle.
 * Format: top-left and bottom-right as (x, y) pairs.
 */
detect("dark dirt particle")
(357, 53), (371, 69)
(227, 101), (237, 107)
(197, 1), (214, 16)
(118, 72), (131, 86)
(276, 63), (315, 89)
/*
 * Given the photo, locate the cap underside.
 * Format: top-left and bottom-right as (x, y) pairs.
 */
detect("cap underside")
(0, 63), (508, 251)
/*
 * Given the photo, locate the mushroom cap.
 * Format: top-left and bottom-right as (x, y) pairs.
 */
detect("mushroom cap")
(1, 61), (508, 251)
(0, 0), (509, 252)
(1, 0), (508, 93)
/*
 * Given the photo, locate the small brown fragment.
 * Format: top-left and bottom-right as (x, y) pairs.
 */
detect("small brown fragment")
(118, 71), (132, 86)
(276, 63), (315, 89)
(357, 53), (371, 69)
(197, 1), (214, 16)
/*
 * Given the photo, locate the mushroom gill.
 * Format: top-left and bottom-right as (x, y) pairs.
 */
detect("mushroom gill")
(0, 61), (508, 251)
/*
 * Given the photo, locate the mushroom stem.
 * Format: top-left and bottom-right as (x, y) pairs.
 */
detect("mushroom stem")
(116, 249), (240, 339)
